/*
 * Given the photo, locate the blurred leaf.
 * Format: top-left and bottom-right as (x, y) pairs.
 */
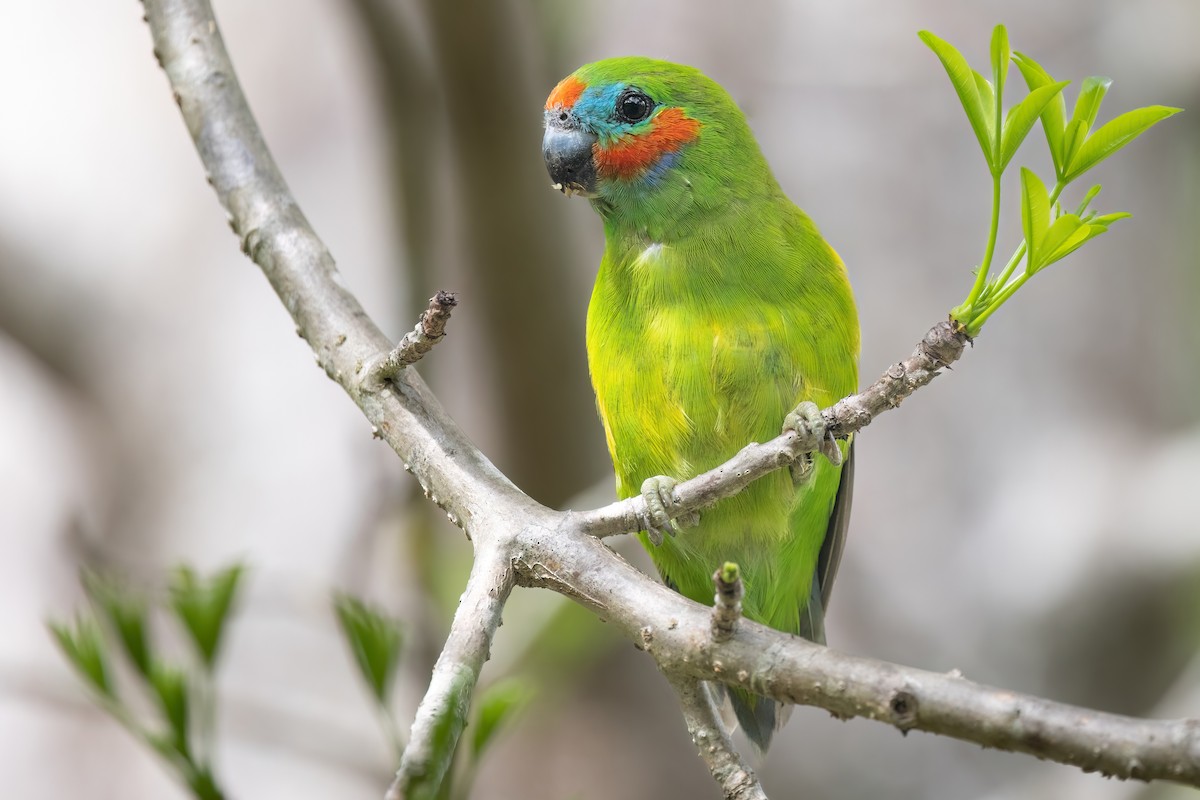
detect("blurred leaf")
(150, 661), (192, 756)
(145, 731), (180, 761)
(1074, 184), (1103, 215)
(83, 571), (153, 677)
(919, 30), (995, 168)
(1000, 80), (1070, 171)
(1064, 105), (1182, 182)
(333, 592), (404, 706)
(471, 678), (534, 759)
(990, 24), (1011, 103)
(49, 615), (116, 700)
(187, 767), (226, 800)
(1012, 51), (1068, 174)
(1020, 168), (1050, 270)
(169, 564), (245, 669)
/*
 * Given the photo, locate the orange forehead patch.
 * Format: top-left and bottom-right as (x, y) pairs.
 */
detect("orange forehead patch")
(545, 75), (586, 110)
(594, 107), (701, 181)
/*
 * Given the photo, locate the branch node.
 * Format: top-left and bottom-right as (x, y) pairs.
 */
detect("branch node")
(711, 562), (743, 643)
(638, 625), (654, 650)
(369, 291), (458, 383)
(889, 688), (920, 733)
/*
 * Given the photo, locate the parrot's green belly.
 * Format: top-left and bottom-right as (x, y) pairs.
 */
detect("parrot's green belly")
(586, 239), (851, 635)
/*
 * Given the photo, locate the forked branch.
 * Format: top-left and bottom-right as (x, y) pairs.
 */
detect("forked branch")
(140, 1), (1200, 797)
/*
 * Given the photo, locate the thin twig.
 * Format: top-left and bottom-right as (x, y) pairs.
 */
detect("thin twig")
(710, 563), (743, 644)
(370, 291), (458, 382)
(670, 677), (767, 800)
(386, 544), (514, 800)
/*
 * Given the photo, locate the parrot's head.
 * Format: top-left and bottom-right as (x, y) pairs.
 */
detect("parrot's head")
(542, 57), (772, 222)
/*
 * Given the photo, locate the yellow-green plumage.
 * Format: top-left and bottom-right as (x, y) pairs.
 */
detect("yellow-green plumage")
(544, 57), (859, 752)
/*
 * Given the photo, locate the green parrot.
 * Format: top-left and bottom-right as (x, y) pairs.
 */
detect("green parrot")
(542, 57), (859, 753)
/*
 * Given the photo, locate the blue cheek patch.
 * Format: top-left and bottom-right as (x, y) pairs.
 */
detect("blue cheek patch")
(570, 83), (692, 190)
(573, 83), (654, 145)
(640, 148), (682, 187)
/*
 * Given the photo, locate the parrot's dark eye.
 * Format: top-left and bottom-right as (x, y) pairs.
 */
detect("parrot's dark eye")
(615, 89), (653, 123)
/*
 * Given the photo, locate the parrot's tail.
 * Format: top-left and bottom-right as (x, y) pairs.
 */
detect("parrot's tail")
(728, 686), (790, 757)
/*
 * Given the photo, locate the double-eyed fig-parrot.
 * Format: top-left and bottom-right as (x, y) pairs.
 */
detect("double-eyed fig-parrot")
(542, 57), (859, 753)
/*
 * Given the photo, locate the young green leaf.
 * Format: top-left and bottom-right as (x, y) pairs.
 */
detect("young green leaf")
(1089, 211), (1132, 226)
(1020, 168), (1050, 271)
(150, 661), (192, 756)
(49, 616), (116, 700)
(1074, 184), (1103, 215)
(1054, 215), (1129, 264)
(83, 572), (153, 677)
(990, 25), (1011, 105)
(1063, 105), (1182, 182)
(169, 564), (245, 669)
(999, 80), (1070, 171)
(471, 679), (534, 759)
(972, 72), (998, 155)
(1047, 224), (1099, 265)
(1012, 51), (1068, 174)
(1071, 76), (1113, 133)
(333, 593), (403, 706)
(1036, 214), (1086, 271)
(919, 31), (994, 168)
(1060, 118), (1089, 175)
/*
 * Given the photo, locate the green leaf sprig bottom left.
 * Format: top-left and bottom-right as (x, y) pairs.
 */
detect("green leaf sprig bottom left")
(49, 564), (245, 800)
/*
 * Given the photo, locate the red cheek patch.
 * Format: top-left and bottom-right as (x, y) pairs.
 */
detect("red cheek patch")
(594, 107), (701, 181)
(546, 75), (586, 110)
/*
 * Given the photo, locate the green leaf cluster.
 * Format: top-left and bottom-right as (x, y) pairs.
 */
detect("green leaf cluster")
(331, 593), (534, 800)
(49, 616), (115, 700)
(334, 592), (404, 707)
(470, 678), (534, 760)
(169, 564), (244, 669)
(1019, 170), (1128, 275)
(48, 564), (245, 800)
(920, 25), (1180, 335)
(52, 567), (532, 800)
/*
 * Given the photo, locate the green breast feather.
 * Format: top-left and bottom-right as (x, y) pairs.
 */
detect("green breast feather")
(586, 199), (858, 636)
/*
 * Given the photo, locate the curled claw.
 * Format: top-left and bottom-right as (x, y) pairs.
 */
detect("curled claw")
(639, 475), (699, 545)
(820, 429), (843, 467)
(784, 401), (841, 479)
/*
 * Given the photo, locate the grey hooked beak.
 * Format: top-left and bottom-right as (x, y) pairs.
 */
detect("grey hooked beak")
(542, 122), (598, 198)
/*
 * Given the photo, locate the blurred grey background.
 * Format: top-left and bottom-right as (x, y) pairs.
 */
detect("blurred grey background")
(1, 1), (1198, 798)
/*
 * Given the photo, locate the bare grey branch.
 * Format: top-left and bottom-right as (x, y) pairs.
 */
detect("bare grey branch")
(515, 529), (1200, 785)
(671, 677), (767, 800)
(386, 545), (513, 800)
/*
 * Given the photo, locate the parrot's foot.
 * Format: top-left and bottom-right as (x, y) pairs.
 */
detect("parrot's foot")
(639, 475), (700, 546)
(783, 401), (841, 487)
